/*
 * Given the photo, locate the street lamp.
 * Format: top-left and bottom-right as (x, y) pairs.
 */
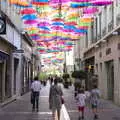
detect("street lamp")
(63, 51), (67, 73)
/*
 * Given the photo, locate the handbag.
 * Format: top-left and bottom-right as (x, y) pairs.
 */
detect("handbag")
(61, 96), (64, 104)
(30, 92), (34, 104)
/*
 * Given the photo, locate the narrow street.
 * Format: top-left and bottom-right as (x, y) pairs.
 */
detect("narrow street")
(0, 82), (120, 120)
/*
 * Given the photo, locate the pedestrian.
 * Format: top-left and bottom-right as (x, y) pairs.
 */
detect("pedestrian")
(90, 84), (101, 119)
(85, 88), (91, 107)
(31, 76), (41, 112)
(50, 77), (53, 85)
(49, 79), (63, 120)
(76, 88), (86, 120)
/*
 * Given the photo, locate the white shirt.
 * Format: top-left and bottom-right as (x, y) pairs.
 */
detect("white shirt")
(31, 81), (41, 92)
(85, 91), (90, 98)
(76, 93), (86, 107)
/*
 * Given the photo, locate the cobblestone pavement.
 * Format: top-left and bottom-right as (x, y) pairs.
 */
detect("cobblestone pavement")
(1, 82), (120, 120)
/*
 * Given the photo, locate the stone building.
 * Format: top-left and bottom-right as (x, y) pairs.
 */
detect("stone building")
(73, 1), (120, 105)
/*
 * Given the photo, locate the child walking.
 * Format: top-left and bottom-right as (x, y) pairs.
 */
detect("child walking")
(76, 88), (86, 120)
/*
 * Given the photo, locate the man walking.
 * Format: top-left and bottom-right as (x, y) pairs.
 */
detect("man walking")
(31, 76), (41, 112)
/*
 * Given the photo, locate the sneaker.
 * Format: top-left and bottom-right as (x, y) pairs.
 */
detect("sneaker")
(32, 108), (35, 112)
(36, 109), (39, 112)
(78, 116), (82, 120)
(82, 116), (84, 119)
(94, 114), (98, 119)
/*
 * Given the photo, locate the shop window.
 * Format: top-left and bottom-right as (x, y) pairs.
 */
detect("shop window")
(106, 48), (111, 55)
(99, 52), (102, 58)
(100, 63), (102, 72)
(118, 43), (120, 50)
(96, 64), (98, 72)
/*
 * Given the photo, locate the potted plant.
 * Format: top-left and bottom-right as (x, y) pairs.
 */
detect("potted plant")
(72, 70), (87, 96)
(62, 73), (70, 88)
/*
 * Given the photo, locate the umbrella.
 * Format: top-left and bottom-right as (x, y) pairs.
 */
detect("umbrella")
(22, 14), (37, 20)
(20, 8), (36, 14)
(24, 20), (38, 24)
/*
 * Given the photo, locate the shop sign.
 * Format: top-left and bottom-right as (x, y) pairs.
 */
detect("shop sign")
(0, 16), (6, 34)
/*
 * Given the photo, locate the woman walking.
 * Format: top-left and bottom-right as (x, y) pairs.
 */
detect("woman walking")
(49, 79), (63, 120)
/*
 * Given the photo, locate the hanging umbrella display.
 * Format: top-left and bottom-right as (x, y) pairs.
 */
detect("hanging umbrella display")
(20, 8), (36, 14)
(91, 0), (113, 6)
(24, 20), (38, 24)
(83, 7), (98, 14)
(22, 14), (37, 20)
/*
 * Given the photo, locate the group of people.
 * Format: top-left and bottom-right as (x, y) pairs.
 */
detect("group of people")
(31, 76), (63, 120)
(75, 85), (100, 120)
(30, 76), (100, 120)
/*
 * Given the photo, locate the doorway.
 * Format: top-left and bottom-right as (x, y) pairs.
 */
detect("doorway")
(105, 60), (114, 100)
(14, 58), (19, 94)
(0, 61), (3, 102)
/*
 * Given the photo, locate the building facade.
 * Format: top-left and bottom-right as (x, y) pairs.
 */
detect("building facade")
(21, 33), (33, 95)
(0, 0), (41, 105)
(74, 1), (120, 105)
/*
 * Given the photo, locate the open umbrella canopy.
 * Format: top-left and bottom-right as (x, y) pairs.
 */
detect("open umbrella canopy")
(8, 0), (114, 54)
(20, 8), (36, 14)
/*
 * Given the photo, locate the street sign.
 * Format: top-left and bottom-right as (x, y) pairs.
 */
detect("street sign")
(0, 16), (6, 34)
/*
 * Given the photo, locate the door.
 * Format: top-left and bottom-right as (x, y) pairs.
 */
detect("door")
(0, 61), (3, 102)
(106, 60), (114, 100)
(14, 58), (19, 94)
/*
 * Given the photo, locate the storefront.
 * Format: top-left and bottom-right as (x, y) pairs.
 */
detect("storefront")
(0, 36), (17, 103)
(21, 33), (33, 95)
(0, 45), (11, 102)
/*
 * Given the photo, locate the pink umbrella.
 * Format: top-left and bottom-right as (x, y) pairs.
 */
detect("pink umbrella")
(38, 22), (50, 26)
(83, 7), (98, 14)
(24, 20), (38, 24)
(51, 26), (64, 31)
(65, 22), (77, 26)
(20, 8), (36, 14)
(71, 0), (92, 2)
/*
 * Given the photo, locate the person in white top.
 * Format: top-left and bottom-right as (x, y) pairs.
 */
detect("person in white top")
(31, 76), (41, 112)
(76, 88), (86, 120)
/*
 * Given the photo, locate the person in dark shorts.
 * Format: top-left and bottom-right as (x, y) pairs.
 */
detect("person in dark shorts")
(90, 85), (101, 119)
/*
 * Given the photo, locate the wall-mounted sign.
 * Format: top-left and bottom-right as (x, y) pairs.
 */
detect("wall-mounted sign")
(0, 16), (6, 34)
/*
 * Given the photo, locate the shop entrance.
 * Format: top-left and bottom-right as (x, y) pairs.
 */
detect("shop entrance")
(0, 61), (3, 102)
(106, 60), (114, 101)
(14, 58), (19, 94)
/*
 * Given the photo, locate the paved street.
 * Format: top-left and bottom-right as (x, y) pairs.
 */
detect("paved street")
(0, 82), (120, 120)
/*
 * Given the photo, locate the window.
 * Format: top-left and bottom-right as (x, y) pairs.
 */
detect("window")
(96, 64), (98, 72)
(106, 48), (111, 55)
(100, 63), (102, 72)
(85, 32), (88, 48)
(99, 13), (102, 38)
(91, 22), (94, 43)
